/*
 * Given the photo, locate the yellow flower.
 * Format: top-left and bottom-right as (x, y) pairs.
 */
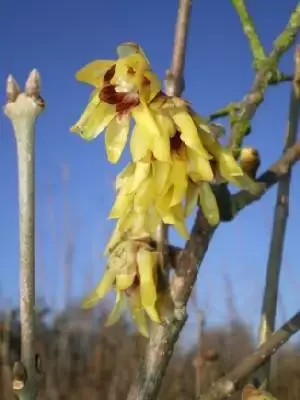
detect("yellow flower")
(71, 42), (163, 164)
(180, 112), (263, 225)
(108, 158), (191, 241)
(81, 237), (161, 337)
(105, 97), (223, 238)
(192, 112), (262, 194)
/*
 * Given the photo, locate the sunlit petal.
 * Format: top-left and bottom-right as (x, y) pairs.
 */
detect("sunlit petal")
(152, 160), (171, 194)
(171, 108), (211, 158)
(130, 161), (151, 193)
(171, 204), (190, 239)
(81, 269), (116, 309)
(170, 157), (188, 206)
(187, 147), (214, 182)
(105, 116), (130, 163)
(116, 273), (136, 291)
(134, 177), (156, 213)
(129, 290), (149, 337)
(198, 182), (220, 226)
(117, 43), (150, 65)
(105, 291), (127, 326)
(115, 163), (135, 190)
(140, 70), (161, 103)
(136, 248), (160, 323)
(71, 102), (116, 140)
(76, 60), (115, 87)
(151, 114), (172, 161)
(109, 186), (134, 219)
(130, 123), (152, 162)
(185, 180), (200, 217)
(132, 104), (162, 137)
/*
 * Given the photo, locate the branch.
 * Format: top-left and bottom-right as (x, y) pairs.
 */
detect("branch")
(255, 45), (300, 391)
(3, 71), (45, 400)
(228, 3), (300, 150)
(198, 311), (300, 400)
(231, 0), (266, 68)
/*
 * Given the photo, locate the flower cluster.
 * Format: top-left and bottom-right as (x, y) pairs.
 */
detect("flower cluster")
(72, 43), (260, 336)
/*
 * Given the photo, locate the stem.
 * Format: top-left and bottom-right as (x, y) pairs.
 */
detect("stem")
(16, 120), (36, 400)
(256, 47), (300, 391)
(231, 0), (266, 67)
(3, 71), (44, 400)
(169, 0), (192, 92)
(198, 311), (300, 400)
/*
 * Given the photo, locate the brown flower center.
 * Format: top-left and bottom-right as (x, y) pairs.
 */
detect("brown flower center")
(99, 84), (140, 116)
(170, 130), (184, 151)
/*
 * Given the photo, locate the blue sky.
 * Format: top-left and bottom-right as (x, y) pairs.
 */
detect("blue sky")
(0, 0), (299, 344)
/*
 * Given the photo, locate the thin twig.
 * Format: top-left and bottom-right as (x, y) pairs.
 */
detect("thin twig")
(230, 0), (266, 67)
(3, 71), (45, 400)
(255, 46), (300, 391)
(228, 3), (300, 150)
(198, 311), (300, 400)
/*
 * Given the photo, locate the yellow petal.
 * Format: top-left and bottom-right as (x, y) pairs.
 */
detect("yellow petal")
(198, 182), (220, 226)
(105, 116), (130, 163)
(192, 112), (215, 134)
(76, 60), (115, 87)
(216, 150), (262, 194)
(105, 291), (127, 326)
(130, 161), (151, 193)
(81, 269), (116, 309)
(151, 117), (172, 162)
(171, 108), (211, 159)
(185, 181), (200, 217)
(116, 273), (136, 291)
(114, 53), (149, 85)
(229, 174), (262, 195)
(156, 192), (189, 239)
(117, 43), (150, 65)
(104, 215), (131, 255)
(109, 186), (133, 219)
(70, 89), (99, 134)
(71, 101), (116, 140)
(130, 123), (152, 162)
(152, 160), (171, 194)
(129, 290), (149, 337)
(144, 209), (161, 236)
(170, 157), (188, 207)
(218, 149), (244, 177)
(134, 177), (156, 213)
(132, 104), (162, 137)
(187, 147), (214, 182)
(115, 163), (135, 190)
(156, 187), (173, 217)
(136, 248), (160, 323)
(140, 70), (161, 103)
(170, 204), (190, 239)
(109, 241), (137, 275)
